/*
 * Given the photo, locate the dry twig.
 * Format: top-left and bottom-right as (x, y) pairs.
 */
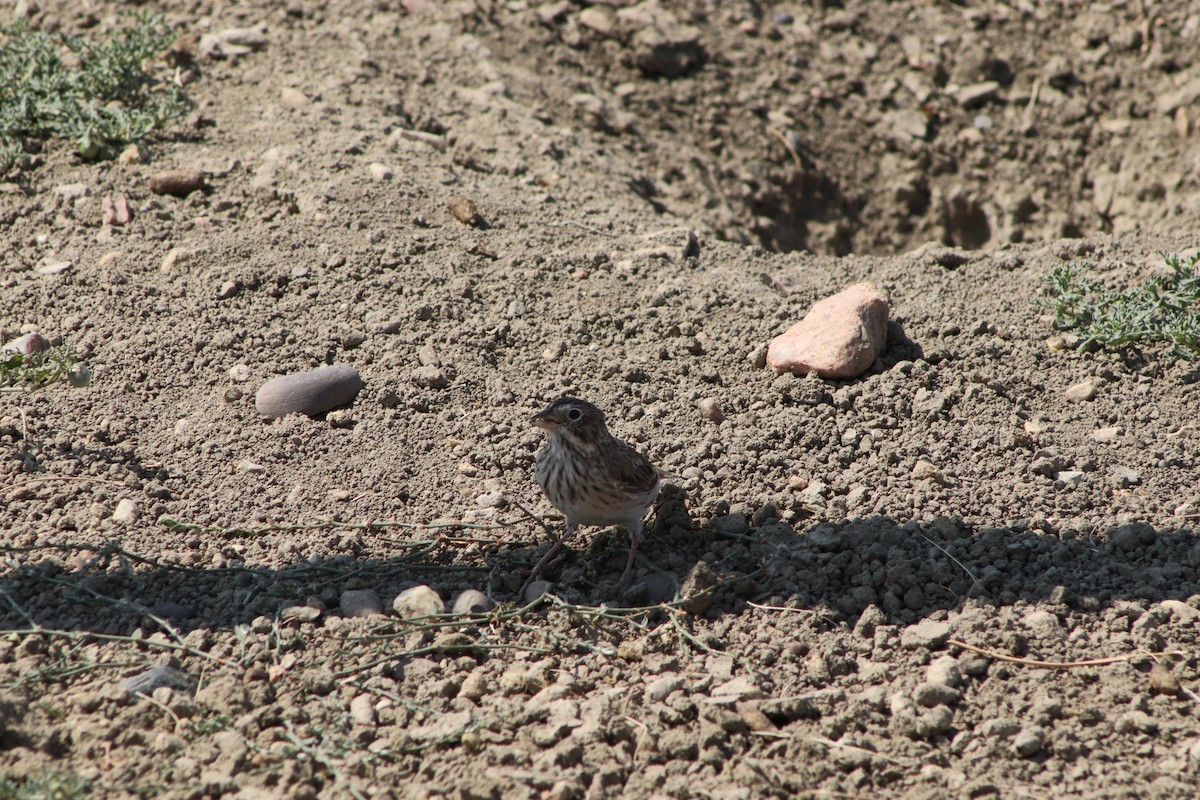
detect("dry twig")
(949, 638), (1183, 669)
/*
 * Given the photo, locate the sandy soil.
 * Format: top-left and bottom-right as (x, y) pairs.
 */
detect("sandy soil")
(3, 1), (1200, 798)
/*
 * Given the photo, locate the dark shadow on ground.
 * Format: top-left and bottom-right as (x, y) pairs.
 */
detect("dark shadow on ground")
(2, 510), (1197, 636)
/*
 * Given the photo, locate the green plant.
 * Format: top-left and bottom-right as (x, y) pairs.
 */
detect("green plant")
(0, 345), (90, 392)
(0, 770), (90, 800)
(0, 14), (184, 172)
(1042, 252), (1200, 357)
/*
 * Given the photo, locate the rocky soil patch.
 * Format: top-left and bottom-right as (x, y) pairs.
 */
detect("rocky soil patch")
(3, 1), (1200, 798)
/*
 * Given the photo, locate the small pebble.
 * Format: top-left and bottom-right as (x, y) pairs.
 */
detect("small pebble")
(913, 681), (961, 707)
(1110, 465), (1140, 487)
(1055, 470), (1086, 486)
(911, 459), (943, 482)
(698, 397), (724, 423)
(280, 86), (309, 107)
(281, 605), (321, 623)
(459, 671), (489, 701)
(368, 162), (394, 181)
(925, 655), (962, 688)
(149, 169), (207, 198)
(1160, 600), (1200, 621)
(340, 589), (384, 618)
(1023, 609), (1066, 640)
(646, 675), (684, 702)
(1148, 662), (1179, 695)
(417, 344), (441, 367)
(35, 261), (72, 276)
(411, 365), (449, 390)
(161, 248), (196, 273)
(900, 619), (951, 649)
(523, 580), (552, 604)
(112, 498), (139, 525)
(1012, 726), (1045, 756)
(123, 665), (196, 697)
(452, 590), (492, 615)
(1064, 380), (1098, 403)
(228, 364), (251, 382)
(447, 195), (480, 226)
(2, 332), (51, 354)
(102, 194), (132, 226)
(255, 364), (365, 418)
(349, 694), (377, 726)
(327, 409), (354, 429)
(1115, 710), (1158, 734)
(118, 144), (145, 164)
(392, 585), (445, 618)
(766, 282), (889, 379)
(547, 781), (583, 800)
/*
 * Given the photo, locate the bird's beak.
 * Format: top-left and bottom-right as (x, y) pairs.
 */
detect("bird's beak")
(531, 407), (556, 430)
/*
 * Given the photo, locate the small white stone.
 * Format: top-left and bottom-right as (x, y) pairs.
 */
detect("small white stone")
(228, 364), (251, 382)
(112, 498), (140, 525)
(392, 585), (445, 618)
(1023, 609), (1065, 640)
(280, 87), (309, 108)
(925, 655), (962, 688)
(161, 248), (195, 273)
(349, 694), (377, 726)
(35, 261), (73, 276)
(1064, 380), (1098, 403)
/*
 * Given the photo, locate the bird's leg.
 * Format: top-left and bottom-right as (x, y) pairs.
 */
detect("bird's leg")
(616, 520), (644, 588)
(521, 521), (577, 595)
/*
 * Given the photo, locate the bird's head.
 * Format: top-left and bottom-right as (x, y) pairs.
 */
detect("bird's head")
(531, 396), (608, 445)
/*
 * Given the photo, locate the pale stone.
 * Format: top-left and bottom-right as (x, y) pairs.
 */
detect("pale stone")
(392, 585), (444, 618)
(112, 498), (140, 525)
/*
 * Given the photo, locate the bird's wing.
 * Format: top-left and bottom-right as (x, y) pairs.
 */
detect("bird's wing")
(615, 445), (661, 496)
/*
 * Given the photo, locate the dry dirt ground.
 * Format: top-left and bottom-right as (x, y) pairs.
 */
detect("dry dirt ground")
(4, 1), (1200, 798)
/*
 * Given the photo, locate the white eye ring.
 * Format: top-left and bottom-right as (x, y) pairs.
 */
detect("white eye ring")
(568, 408), (582, 421)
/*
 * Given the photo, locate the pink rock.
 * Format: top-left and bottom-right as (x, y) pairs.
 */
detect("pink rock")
(766, 282), (889, 379)
(2, 332), (51, 355)
(102, 194), (132, 226)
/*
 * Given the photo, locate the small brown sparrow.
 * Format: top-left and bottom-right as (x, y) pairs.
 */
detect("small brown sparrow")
(526, 397), (661, 591)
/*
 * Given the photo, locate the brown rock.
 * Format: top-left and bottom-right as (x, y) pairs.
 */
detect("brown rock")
(766, 282), (889, 378)
(1148, 662), (1179, 695)
(448, 196), (480, 226)
(149, 170), (207, 197)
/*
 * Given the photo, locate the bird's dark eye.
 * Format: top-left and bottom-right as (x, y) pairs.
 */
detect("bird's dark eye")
(567, 408), (582, 421)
